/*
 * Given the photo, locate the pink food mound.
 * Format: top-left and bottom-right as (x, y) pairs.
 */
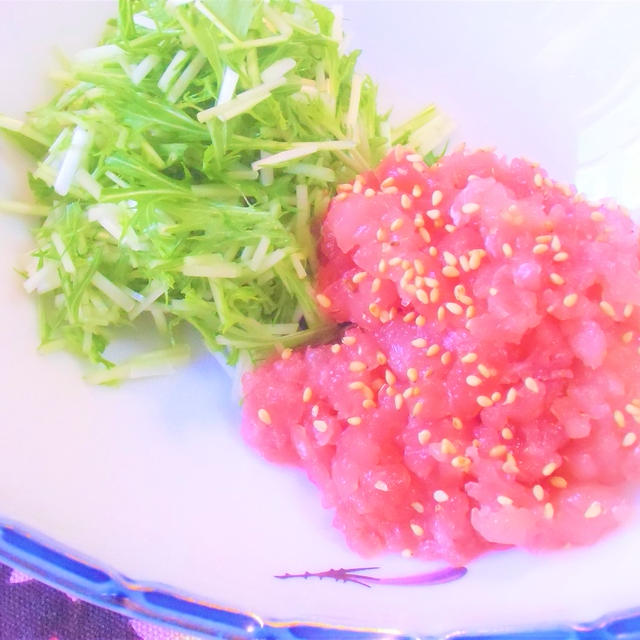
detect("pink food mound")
(242, 147), (640, 564)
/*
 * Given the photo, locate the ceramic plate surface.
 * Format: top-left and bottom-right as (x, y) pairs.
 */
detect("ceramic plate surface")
(2, 2), (640, 638)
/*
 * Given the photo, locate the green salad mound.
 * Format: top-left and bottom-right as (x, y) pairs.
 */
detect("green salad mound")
(0, 0), (448, 382)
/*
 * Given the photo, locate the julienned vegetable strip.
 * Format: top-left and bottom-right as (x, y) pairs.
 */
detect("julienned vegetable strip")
(1, 0), (449, 381)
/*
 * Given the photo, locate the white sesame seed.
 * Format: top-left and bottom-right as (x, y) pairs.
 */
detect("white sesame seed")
(563, 293), (578, 308)
(477, 364), (492, 378)
(599, 301), (615, 317)
(590, 210), (605, 222)
(443, 251), (458, 266)
(614, 410), (626, 428)
(462, 202), (480, 214)
(542, 462), (558, 476)
(364, 187), (376, 198)
(258, 408), (272, 425)
(411, 338), (427, 348)
(501, 427), (514, 440)
(534, 173), (543, 187)
(451, 455), (471, 470)
(622, 331), (634, 344)
(407, 367), (418, 383)
(352, 271), (368, 284)
(553, 251), (569, 262)
(445, 302), (464, 315)
(461, 352), (478, 364)
(390, 217), (404, 232)
(497, 495), (513, 506)
(431, 190), (443, 207)
(330, 344), (341, 354)
(532, 243), (549, 255)
(302, 387), (312, 403)
(362, 398), (376, 410)
(411, 501), (425, 513)
(394, 394), (404, 410)
(416, 289), (429, 304)
(502, 243), (513, 258)
(349, 361), (367, 372)
(466, 375), (483, 387)
(549, 273), (565, 285)
(623, 432), (637, 447)
(524, 377), (539, 393)
(543, 502), (554, 519)
(316, 293), (332, 308)
(347, 416), (361, 426)
(416, 315), (427, 327)
(412, 400), (424, 417)
(374, 480), (389, 492)
(433, 490), (449, 503)
(313, 419), (328, 432)
(624, 303), (634, 318)
(426, 208), (441, 220)
(430, 288), (440, 303)
(584, 501), (602, 519)
(410, 523), (424, 536)
(412, 185), (423, 198)
(429, 246), (438, 257)
(441, 351), (452, 365)
(550, 476), (568, 489)
(342, 335), (356, 346)
(452, 417), (463, 430)
(380, 177), (395, 189)
(440, 438), (457, 455)
(477, 395), (493, 408)
(551, 236), (562, 252)
(442, 265), (460, 278)
(533, 485), (544, 501)
(502, 453), (519, 474)
(490, 444), (507, 458)
(400, 194), (412, 210)
(418, 429), (431, 445)
(419, 228), (431, 243)
(426, 344), (440, 357)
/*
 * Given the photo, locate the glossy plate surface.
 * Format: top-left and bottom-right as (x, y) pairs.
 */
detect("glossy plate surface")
(1, 2), (640, 637)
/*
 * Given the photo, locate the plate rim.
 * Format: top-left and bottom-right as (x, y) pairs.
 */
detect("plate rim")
(1, 514), (639, 640)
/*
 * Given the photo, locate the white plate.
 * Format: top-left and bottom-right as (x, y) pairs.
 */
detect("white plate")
(2, 1), (640, 637)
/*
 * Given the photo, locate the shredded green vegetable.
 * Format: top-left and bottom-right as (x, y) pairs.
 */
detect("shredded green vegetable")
(1, 0), (447, 380)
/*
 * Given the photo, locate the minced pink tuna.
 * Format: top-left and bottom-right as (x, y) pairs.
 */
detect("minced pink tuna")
(242, 147), (640, 564)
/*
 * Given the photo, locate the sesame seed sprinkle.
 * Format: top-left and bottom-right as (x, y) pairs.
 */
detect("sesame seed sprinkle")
(313, 420), (329, 433)
(390, 217), (404, 231)
(624, 304), (634, 318)
(549, 273), (565, 285)
(432, 190), (443, 206)
(584, 501), (602, 519)
(416, 315), (427, 327)
(563, 293), (578, 308)
(445, 302), (464, 315)
(412, 401), (424, 417)
(416, 289), (430, 304)
(443, 251), (458, 266)
(419, 228), (431, 243)
(407, 367), (418, 383)
(374, 480), (389, 492)
(502, 427), (514, 440)
(394, 394), (404, 410)
(302, 387), (312, 403)
(342, 335), (356, 346)
(349, 360), (367, 372)
(441, 351), (452, 365)
(476, 395), (493, 408)
(401, 194), (412, 210)
(502, 453), (519, 474)
(550, 476), (568, 489)
(534, 173), (543, 187)
(411, 501), (425, 513)
(380, 176), (395, 189)
(418, 429), (431, 445)
(490, 444), (507, 458)
(316, 293), (332, 308)
(590, 210), (605, 222)
(553, 251), (569, 262)
(543, 502), (554, 519)
(410, 523), (424, 536)
(614, 410), (626, 428)
(622, 331), (634, 343)
(623, 432), (637, 447)
(525, 377), (539, 393)
(466, 375), (483, 387)
(533, 485), (545, 501)
(452, 455), (471, 470)
(412, 185), (423, 198)
(497, 495), (513, 506)
(433, 490), (449, 503)
(258, 409), (272, 425)
(281, 348), (293, 360)
(461, 352), (478, 364)
(462, 202), (480, 214)
(502, 243), (513, 258)
(533, 243), (549, 255)
(330, 344), (341, 354)
(452, 417), (463, 430)
(599, 301), (615, 317)
(347, 416), (362, 426)
(542, 461), (558, 476)
(426, 344), (440, 357)
(442, 265), (460, 278)
(364, 187), (376, 198)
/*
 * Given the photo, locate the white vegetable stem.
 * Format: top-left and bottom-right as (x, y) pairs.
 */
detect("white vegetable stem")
(54, 126), (90, 196)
